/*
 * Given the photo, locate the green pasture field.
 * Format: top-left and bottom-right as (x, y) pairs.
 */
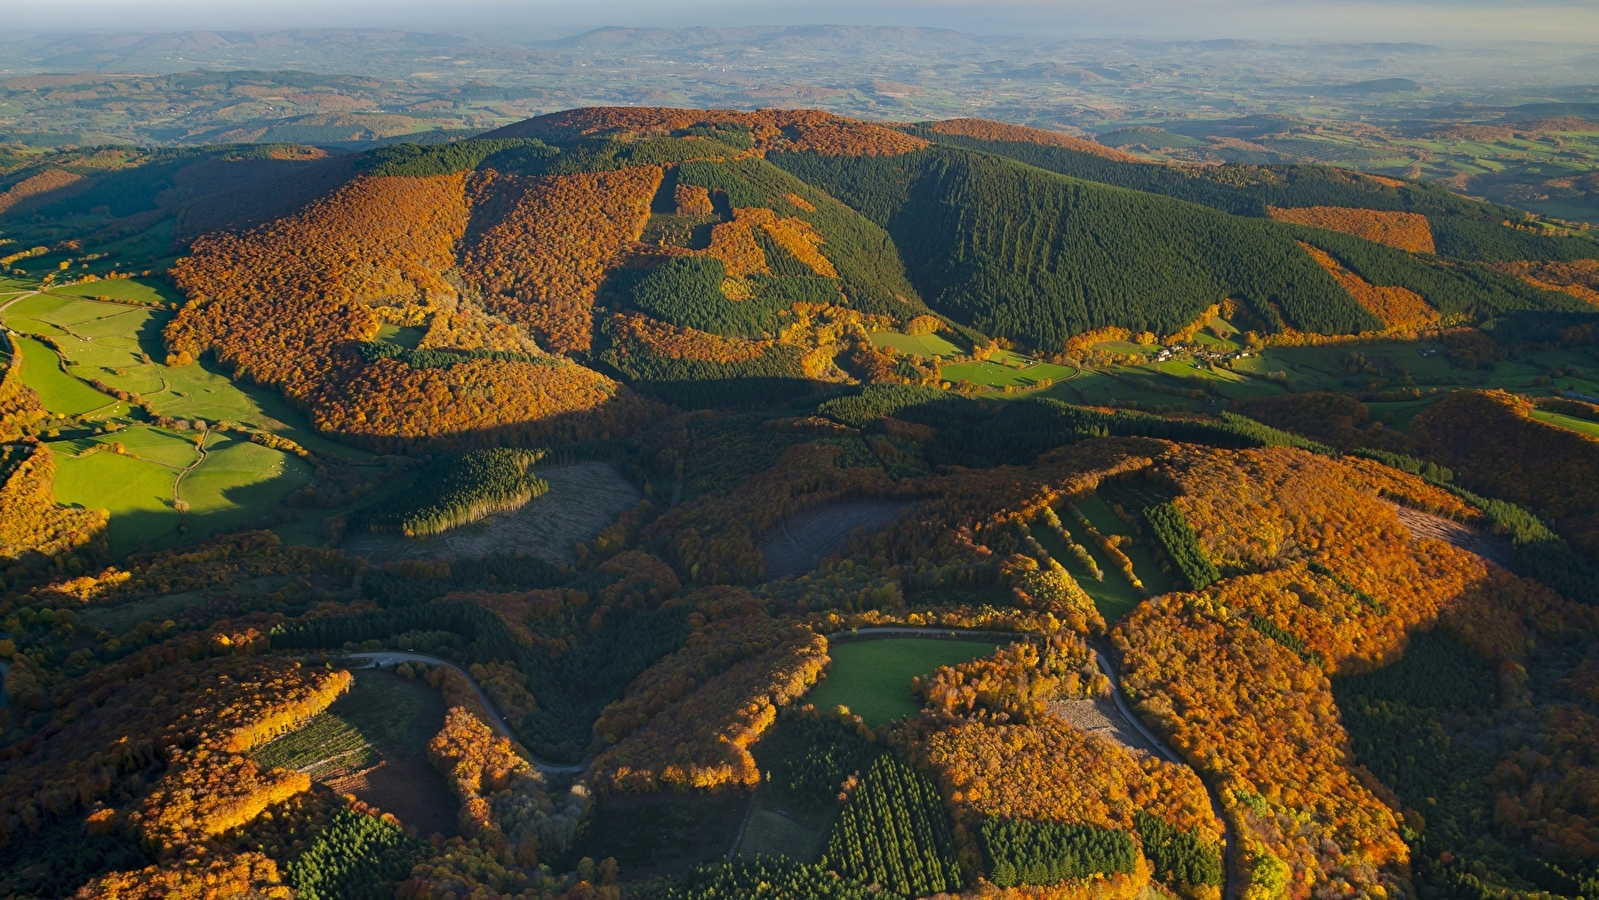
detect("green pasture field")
(0, 275), (37, 294)
(181, 431), (315, 526)
(942, 357), (1078, 389)
(376, 324), (426, 349)
(1036, 368), (1206, 410)
(806, 638), (999, 726)
(51, 426), (315, 556)
(2, 292), (364, 458)
(869, 331), (962, 358)
(10, 335), (121, 417)
(48, 278), (182, 306)
(1533, 409), (1599, 439)
(252, 667), (446, 781)
(51, 442), (179, 555)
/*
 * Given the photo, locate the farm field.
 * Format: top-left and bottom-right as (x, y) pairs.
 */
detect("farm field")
(9, 335), (121, 417)
(50, 426), (314, 556)
(47, 278), (182, 306)
(806, 638), (999, 726)
(1533, 408), (1599, 438)
(942, 351), (1078, 390)
(869, 330), (962, 358)
(3, 292), (364, 458)
(252, 666), (460, 838)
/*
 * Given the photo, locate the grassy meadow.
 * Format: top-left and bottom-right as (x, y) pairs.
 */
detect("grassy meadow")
(806, 638), (999, 726)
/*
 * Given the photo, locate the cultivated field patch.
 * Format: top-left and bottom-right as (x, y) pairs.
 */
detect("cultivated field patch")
(806, 638), (999, 726)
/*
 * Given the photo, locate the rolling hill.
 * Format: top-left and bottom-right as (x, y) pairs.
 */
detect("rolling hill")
(4, 107), (1595, 456)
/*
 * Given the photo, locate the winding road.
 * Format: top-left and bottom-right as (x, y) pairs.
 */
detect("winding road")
(344, 651), (589, 775)
(348, 630), (1237, 892)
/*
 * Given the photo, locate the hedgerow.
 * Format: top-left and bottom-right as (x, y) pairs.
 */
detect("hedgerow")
(1144, 502), (1219, 590)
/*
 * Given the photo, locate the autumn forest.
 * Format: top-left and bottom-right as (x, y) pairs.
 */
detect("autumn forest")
(0, 94), (1597, 900)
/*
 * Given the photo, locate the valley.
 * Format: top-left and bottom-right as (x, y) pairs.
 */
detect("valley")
(0, 97), (1595, 900)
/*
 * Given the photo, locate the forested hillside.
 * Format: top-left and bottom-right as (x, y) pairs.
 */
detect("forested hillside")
(772, 146), (1383, 346)
(913, 119), (1599, 265)
(6, 102), (1599, 900)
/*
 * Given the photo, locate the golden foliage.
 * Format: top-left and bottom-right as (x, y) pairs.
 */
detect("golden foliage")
(928, 119), (1140, 163)
(168, 174), (468, 394)
(674, 182), (715, 216)
(1493, 258), (1599, 307)
(593, 614), (819, 745)
(1297, 242), (1438, 329)
(420, 301), (541, 353)
(916, 716), (1221, 845)
(305, 354), (649, 453)
(1410, 389), (1599, 559)
(611, 311), (771, 363)
(1269, 206), (1436, 253)
(1064, 327), (1134, 353)
(1110, 446), (1577, 896)
(488, 107), (930, 157)
(133, 756), (311, 850)
(0, 341), (48, 442)
(733, 206), (838, 277)
(703, 219), (768, 277)
(460, 166), (663, 354)
(0, 168), (90, 216)
(73, 850), (291, 900)
(916, 632), (1108, 722)
(0, 443), (108, 578)
(167, 171), (655, 450)
(0, 654), (346, 851)
(591, 631), (827, 793)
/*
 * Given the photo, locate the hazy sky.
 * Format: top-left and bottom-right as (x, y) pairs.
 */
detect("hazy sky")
(7, 0), (1599, 44)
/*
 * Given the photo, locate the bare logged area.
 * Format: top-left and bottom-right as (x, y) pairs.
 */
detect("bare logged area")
(1047, 698), (1157, 756)
(760, 498), (914, 579)
(1391, 503), (1514, 569)
(327, 756), (461, 839)
(341, 462), (642, 563)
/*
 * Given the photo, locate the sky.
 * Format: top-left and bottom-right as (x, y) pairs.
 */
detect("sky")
(6, 0), (1599, 44)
